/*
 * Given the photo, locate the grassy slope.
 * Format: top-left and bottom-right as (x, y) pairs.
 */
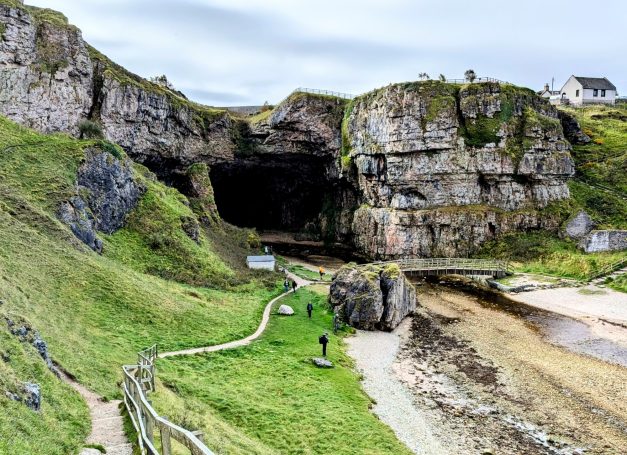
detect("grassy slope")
(156, 287), (412, 455)
(0, 116), (281, 453)
(562, 104), (627, 227)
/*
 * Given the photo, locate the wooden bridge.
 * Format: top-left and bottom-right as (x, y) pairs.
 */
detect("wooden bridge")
(372, 258), (512, 278)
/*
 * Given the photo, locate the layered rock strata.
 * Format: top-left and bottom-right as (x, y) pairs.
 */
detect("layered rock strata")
(329, 263), (416, 331)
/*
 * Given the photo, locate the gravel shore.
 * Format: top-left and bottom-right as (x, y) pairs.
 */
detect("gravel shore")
(347, 284), (627, 454)
(346, 321), (449, 455)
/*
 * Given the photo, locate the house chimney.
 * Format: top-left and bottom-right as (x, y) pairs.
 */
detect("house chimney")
(544, 83), (550, 92)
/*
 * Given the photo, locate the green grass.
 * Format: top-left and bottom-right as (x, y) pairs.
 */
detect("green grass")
(0, 115), (285, 451)
(0, 328), (90, 455)
(156, 287), (411, 455)
(479, 232), (627, 280)
(285, 264), (332, 282)
(560, 104), (627, 227)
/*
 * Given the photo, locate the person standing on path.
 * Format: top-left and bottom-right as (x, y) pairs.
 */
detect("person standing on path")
(319, 266), (325, 280)
(292, 280), (297, 293)
(284, 278), (290, 293)
(319, 332), (329, 357)
(307, 302), (313, 319)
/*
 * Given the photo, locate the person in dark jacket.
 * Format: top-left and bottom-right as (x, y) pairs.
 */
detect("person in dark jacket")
(292, 280), (297, 293)
(283, 278), (290, 293)
(319, 332), (329, 357)
(306, 302), (313, 319)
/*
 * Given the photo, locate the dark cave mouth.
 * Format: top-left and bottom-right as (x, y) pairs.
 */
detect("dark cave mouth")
(210, 158), (331, 233)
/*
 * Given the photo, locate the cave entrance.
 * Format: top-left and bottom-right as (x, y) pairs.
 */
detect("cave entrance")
(210, 157), (330, 234)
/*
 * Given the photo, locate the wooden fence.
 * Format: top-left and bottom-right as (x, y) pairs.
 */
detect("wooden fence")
(369, 257), (512, 278)
(292, 87), (355, 99)
(122, 345), (214, 455)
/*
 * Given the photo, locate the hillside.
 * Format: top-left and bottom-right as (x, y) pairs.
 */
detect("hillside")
(0, 115), (283, 453)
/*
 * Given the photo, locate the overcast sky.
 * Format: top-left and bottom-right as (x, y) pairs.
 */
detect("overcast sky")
(27, 0), (626, 106)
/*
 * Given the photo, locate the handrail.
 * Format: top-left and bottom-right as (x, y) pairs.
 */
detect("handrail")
(588, 258), (627, 281)
(366, 257), (511, 276)
(292, 87), (355, 100)
(122, 345), (215, 455)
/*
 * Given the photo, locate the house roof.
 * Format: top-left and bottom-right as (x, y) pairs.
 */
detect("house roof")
(573, 76), (616, 90)
(246, 255), (275, 262)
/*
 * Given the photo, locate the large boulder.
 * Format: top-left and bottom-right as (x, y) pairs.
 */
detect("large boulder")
(563, 210), (595, 240)
(558, 111), (591, 145)
(329, 263), (416, 331)
(277, 304), (294, 316)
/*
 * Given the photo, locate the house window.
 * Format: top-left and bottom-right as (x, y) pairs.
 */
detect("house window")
(593, 89), (598, 97)
(576, 89), (580, 97)
(601, 90), (606, 97)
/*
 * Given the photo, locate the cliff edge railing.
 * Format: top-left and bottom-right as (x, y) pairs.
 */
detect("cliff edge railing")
(122, 345), (214, 455)
(371, 258), (511, 278)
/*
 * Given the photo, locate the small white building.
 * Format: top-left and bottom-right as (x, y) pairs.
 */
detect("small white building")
(538, 83), (560, 98)
(246, 255), (276, 271)
(559, 76), (617, 106)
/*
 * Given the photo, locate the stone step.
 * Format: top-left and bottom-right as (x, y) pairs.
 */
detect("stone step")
(104, 443), (134, 455)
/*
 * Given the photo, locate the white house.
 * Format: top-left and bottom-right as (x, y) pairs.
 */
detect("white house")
(538, 83), (560, 98)
(559, 76), (617, 106)
(246, 255), (276, 271)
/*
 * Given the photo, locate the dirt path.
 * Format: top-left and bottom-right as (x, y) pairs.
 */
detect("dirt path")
(59, 272), (310, 454)
(159, 272), (310, 358)
(57, 370), (133, 455)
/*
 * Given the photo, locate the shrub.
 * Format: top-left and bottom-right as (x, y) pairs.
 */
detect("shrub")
(247, 231), (261, 249)
(78, 119), (103, 139)
(464, 69), (477, 83)
(99, 141), (124, 159)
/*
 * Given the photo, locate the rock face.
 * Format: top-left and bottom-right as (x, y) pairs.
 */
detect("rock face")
(0, 4), (93, 135)
(329, 264), (416, 331)
(558, 111), (591, 144)
(58, 146), (145, 251)
(0, 3), (578, 259)
(579, 230), (627, 253)
(564, 210), (595, 240)
(345, 82), (574, 258)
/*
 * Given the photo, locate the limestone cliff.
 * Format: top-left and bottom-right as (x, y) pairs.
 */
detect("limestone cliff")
(344, 82), (575, 258)
(0, 2), (578, 259)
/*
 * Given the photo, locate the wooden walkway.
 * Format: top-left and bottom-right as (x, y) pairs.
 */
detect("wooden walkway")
(371, 258), (511, 279)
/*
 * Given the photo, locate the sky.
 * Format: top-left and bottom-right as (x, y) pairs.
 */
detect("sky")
(27, 0), (626, 106)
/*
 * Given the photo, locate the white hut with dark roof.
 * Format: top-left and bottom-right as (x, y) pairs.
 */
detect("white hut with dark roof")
(559, 76), (617, 105)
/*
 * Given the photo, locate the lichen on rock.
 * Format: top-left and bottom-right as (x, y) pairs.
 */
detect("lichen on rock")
(329, 263), (416, 331)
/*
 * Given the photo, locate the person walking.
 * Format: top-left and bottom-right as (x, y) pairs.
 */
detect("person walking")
(292, 280), (297, 293)
(319, 266), (325, 280)
(307, 302), (313, 319)
(319, 332), (329, 357)
(283, 278), (290, 293)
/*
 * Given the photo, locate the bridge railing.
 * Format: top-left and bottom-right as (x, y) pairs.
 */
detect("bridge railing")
(122, 345), (214, 455)
(369, 257), (512, 275)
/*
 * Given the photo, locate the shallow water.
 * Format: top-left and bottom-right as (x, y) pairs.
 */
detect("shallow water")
(425, 280), (627, 367)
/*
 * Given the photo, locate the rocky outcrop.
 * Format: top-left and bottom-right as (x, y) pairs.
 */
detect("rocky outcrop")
(579, 230), (627, 253)
(563, 210), (595, 240)
(329, 264), (416, 331)
(558, 111), (591, 144)
(345, 82), (574, 258)
(77, 148), (145, 234)
(0, 4), (93, 135)
(58, 146), (145, 251)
